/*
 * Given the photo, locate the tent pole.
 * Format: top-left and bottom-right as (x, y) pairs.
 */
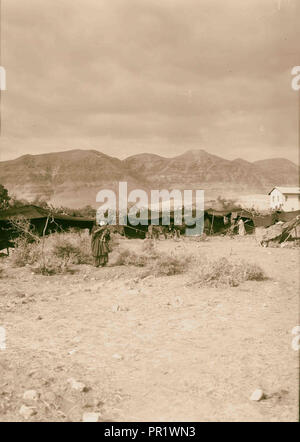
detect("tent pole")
(210, 214), (214, 235)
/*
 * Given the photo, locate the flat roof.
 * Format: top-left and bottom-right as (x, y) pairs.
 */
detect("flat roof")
(268, 187), (300, 195)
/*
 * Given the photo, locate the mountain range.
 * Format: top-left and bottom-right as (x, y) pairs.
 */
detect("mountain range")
(0, 149), (298, 208)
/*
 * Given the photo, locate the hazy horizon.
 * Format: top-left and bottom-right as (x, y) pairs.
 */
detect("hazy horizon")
(0, 146), (298, 165)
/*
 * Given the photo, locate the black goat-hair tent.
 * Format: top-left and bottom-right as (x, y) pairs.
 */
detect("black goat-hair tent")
(2, 204), (297, 241)
(0, 205), (95, 241)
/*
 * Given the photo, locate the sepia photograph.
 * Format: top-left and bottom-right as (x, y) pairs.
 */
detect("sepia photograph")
(0, 0), (299, 425)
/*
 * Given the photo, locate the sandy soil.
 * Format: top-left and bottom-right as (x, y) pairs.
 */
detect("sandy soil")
(0, 236), (299, 422)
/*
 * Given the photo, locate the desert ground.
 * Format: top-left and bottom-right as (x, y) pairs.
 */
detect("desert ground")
(0, 235), (299, 422)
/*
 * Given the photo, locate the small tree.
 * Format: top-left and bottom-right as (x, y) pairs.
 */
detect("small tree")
(0, 184), (11, 210)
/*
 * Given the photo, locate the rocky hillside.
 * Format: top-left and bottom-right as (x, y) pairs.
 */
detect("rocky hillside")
(0, 150), (143, 207)
(0, 149), (298, 207)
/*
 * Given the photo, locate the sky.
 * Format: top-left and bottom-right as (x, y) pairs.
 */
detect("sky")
(0, 0), (299, 163)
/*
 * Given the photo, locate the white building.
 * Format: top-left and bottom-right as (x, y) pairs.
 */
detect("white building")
(268, 187), (300, 211)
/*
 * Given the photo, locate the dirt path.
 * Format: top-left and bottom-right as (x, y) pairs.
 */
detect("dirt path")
(0, 237), (299, 421)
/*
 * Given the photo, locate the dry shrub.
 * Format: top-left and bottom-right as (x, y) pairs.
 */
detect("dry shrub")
(53, 242), (81, 265)
(194, 257), (267, 287)
(114, 242), (190, 277)
(142, 239), (156, 253)
(10, 230), (92, 274)
(144, 253), (190, 277)
(109, 230), (122, 248)
(10, 236), (41, 267)
(32, 258), (64, 276)
(52, 232), (92, 265)
(9, 237), (30, 267)
(114, 249), (148, 267)
(114, 239), (159, 267)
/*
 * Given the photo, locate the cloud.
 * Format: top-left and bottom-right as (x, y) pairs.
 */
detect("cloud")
(0, 0), (299, 162)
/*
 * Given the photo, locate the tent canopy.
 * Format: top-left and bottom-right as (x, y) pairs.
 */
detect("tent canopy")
(0, 205), (95, 236)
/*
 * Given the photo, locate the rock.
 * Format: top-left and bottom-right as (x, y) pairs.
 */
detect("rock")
(112, 353), (123, 361)
(19, 404), (36, 419)
(67, 377), (89, 392)
(250, 389), (264, 401)
(23, 389), (39, 401)
(82, 412), (101, 422)
(112, 304), (129, 312)
(68, 349), (78, 355)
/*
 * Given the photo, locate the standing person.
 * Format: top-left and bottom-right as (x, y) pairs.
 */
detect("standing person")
(91, 222), (111, 267)
(174, 225), (181, 240)
(237, 218), (246, 236)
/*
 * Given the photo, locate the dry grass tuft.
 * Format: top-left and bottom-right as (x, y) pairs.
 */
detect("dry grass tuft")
(141, 239), (156, 253)
(194, 257), (267, 287)
(143, 253), (190, 277)
(114, 249), (148, 267)
(114, 242), (190, 277)
(10, 231), (93, 274)
(10, 236), (40, 267)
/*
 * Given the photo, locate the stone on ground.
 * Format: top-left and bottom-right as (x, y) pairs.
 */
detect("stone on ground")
(23, 389), (39, 401)
(67, 377), (88, 392)
(112, 353), (123, 360)
(250, 389), (264, 401)
(19, 404), (36, 419)
(82, 412), (101, 422)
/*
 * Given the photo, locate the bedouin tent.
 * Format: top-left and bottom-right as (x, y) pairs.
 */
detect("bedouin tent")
(0, 205), (95, 241)
(277, 210), (300, 223)
(252, 210), (300, 228)
(204, 208), (254, 234)
(123, 208), (254, 237)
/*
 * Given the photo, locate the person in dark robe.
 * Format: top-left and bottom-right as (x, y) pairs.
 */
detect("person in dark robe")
(91, 223), (111, 267)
